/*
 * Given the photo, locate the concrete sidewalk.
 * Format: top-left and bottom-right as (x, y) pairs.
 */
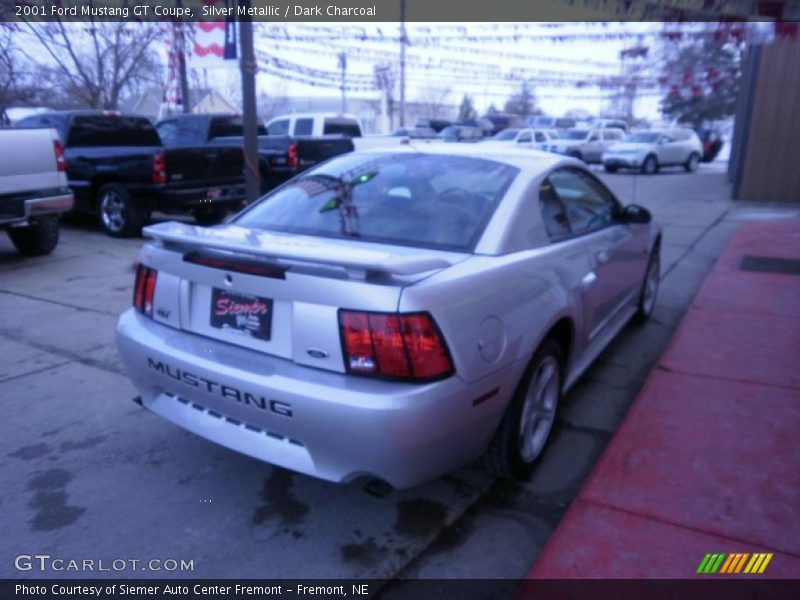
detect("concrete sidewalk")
(528, 220), (800, 579)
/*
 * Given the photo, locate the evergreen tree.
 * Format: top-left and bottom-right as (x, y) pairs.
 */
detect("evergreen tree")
(458, 94), (477, 121)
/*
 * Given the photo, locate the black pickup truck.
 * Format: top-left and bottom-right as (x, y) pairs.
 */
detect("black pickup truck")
(155, 114), (354, 194)
(14, 111), (246, 237)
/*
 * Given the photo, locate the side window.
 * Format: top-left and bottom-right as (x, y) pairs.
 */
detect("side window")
(547, 168), (622, 236)
(535, 132), (546, 142)
(587, 131), (600, 142)
(518, 132), (532, 143)
(156, 120), (178, 145)
(539, 177), (572, 240)
(294, 118), (313, 136)
(266, 119), (290, 136)
(15, 116), (42, 128)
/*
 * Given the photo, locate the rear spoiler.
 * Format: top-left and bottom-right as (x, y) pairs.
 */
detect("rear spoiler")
(143, 221), (454, 276)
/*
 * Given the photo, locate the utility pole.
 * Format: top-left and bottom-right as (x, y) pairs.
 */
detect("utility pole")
(176, 2), (191, 113)
(399, 0), (406, 126)
(239, 0), (260, 204)
(339, 52), (347, 113)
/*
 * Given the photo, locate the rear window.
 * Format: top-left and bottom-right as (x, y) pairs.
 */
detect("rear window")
(294, 118), (313, 136)
(236, 153), (519, 251)
(266, 119), (289, 136)
(67, 115), (160, 147)
(323, 119), (361, 137)
(209, 116), (266, 138)
(157, 118), (206, 145)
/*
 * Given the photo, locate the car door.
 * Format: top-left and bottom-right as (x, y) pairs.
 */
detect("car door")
(656, 133), (681, 165)
(581, 130), (604, 162)
(548, 167), (648, 340)
(516, 130), (533, 148)
(534, 130), (549, 150)
(602, 129), (624, 155)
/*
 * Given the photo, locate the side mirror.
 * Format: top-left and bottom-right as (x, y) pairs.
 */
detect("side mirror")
(623, 204), (652, 224)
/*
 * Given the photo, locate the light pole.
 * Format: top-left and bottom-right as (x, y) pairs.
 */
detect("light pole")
(399, 0), (406, 127)
(239, 0), (260, 204)
(339, 52), (347, 113)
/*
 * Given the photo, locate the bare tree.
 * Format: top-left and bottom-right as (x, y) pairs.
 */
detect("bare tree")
(417, 85), (452, 119)
(22, 21), (164, 110)
(0, 24), (42, 120)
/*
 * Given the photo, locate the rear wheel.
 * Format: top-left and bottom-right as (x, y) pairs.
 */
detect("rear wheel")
(684, 152), (700, 172)
(635, 246), (660, 323)
(193, 207), (228, 226)
(641, 155), (658, 175)
(97, 183), (143, 238)
(7, 215), (60, 256)
(484, 338), (563, 479)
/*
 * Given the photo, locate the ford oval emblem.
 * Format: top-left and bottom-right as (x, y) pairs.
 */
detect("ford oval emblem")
(307, 349), (328, 359)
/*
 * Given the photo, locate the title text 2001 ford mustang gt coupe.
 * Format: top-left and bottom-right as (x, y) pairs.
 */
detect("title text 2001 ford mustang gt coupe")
(116, 145), (661, 489)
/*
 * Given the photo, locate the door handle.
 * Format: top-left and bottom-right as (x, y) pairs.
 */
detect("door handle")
(595, 251), (610, 264)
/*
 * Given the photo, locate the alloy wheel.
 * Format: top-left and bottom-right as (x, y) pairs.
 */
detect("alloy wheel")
(100, 191), (126, 233)
(518, 355), (560, 462)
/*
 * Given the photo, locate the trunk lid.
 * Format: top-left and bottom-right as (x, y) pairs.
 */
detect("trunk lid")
(141, 221), (466, 373)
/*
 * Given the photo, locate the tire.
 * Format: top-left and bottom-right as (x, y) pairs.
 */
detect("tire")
(684, 152), (700, 172)
(604, 164), (619, 173)
(641, 155), (658, 175)
(97, 183), (143, 238)
(7, 215), (60, 256)
(484, 338), (563, 480)
(635, 246), (660, 323)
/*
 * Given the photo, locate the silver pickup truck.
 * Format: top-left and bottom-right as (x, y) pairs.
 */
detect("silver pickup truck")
(0, 128), (73, 255)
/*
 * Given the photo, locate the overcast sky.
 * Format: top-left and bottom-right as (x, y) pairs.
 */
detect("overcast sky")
(193, 22), (666, 119)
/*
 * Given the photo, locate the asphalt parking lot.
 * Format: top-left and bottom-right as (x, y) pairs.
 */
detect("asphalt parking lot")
(2, 163), (797, 582)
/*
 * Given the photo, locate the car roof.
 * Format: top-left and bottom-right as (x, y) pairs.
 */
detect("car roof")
(269, 112), (360, 121)
(356, 141), (575, 173)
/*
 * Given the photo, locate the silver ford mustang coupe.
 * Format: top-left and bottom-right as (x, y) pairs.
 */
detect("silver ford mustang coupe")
(116, 144), (661, 489)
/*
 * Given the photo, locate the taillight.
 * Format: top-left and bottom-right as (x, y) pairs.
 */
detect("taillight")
(53, 140), (66, 172)
(133, 264), (158, 317)
(152, 151), (167, 184)
(287, 143), (298, 169)
(339, 311), (453, 381)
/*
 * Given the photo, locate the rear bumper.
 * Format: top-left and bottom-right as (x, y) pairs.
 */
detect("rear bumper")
(154, 183), (246, 212)
(115, 310), (519, 488)
(603, 156), (642, 168)
(0, 190), (74, 226)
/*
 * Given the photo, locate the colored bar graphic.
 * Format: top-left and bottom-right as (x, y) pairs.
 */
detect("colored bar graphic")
(734, 553), (750, 573)
(710, 553), (726, 573)
(719, 554), (735, 573)
(758, 553), (773, 573)
(697, 554), (712, 574)
(744, 554), (761, 573)
(704, 552), (774, 575)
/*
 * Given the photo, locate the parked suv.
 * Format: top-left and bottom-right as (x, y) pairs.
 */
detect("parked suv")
(545, 128), (626, 164)
(602, 129), (703, 174)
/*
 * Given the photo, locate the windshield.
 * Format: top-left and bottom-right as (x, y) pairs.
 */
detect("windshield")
(626, 132), (661, 143)
(492, 129), (520, 141)
(236, 153), (519, 251)
(562, 130), (590, 140)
